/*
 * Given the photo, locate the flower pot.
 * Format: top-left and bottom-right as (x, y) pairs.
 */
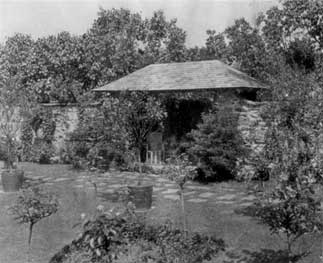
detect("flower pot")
(128, 184), (153, 210)
(1, 169), (24, 192)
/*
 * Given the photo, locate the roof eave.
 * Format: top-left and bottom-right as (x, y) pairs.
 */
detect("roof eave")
(92, 86), (267, 93)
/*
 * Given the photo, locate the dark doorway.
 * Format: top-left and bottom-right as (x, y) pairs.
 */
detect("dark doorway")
(164, 99), (210, 141)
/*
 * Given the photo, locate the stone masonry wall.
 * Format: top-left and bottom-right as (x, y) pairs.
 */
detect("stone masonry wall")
(237, 100), (267, 179)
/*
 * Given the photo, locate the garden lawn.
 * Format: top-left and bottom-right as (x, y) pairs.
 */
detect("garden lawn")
(0, 163), (321, 263)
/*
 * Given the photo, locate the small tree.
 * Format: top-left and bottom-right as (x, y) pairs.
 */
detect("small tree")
(256, 67), (323, 262)
(164, 153), (196, 236)
(69, 91), (166, 175)
(121, 92), (167, 164)
(257, 192), (322, 262)
(9, 187), (58, 261)
(256, 126), (323, 262)
(102, 91), (167, 180)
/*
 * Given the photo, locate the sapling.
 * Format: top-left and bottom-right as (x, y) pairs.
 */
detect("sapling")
(165, 153), (196, 236)
(9, 187), (58, 262)
(256, 129), (323, 262)
(257, 188), (322, 263)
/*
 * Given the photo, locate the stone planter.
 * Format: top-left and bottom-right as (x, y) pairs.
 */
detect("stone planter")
(1, 169), (24, 192)
(128, 184), (153, 210)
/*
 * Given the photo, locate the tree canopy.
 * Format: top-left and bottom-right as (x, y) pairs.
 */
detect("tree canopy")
(2, 1), (323, 102)
(0, 9), (188, 103)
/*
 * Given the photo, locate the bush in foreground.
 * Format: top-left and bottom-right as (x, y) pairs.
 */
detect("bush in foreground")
(49, 204), (225, 263)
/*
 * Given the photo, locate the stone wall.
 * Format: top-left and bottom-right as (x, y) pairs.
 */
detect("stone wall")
(237, 100), (267, 178)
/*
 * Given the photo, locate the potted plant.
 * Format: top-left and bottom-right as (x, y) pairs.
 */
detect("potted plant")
(127, 159), (153, 210)
(0, 77), (26, 192)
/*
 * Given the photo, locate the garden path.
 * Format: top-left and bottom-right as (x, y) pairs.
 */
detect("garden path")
(20, 169), (257, 210)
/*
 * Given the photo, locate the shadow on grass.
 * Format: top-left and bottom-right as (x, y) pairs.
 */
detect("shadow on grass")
(242, 249), (305, 263)
(233, 202), (261, 218)
(224, 249), (305, 263)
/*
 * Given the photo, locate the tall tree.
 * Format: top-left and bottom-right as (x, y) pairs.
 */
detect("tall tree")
(205, 30), (227, 60)
(160, 18), (187, 63)
(0, 34), (34, 84)
(83, 8), (188, 87)
(225, 18), (268, 79)
(259, 0), (323, 51)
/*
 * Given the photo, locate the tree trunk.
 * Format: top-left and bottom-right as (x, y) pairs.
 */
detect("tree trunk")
(28, 223), (34, 246)
(27, 223), (34, 263)
(180, 189), (188, 237)
(138, 146), (144, 186)
(286, 234), (292, 263)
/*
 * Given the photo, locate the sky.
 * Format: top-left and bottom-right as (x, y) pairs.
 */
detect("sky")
(0, 0), (277, 47)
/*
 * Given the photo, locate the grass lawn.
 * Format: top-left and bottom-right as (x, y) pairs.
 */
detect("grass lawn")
(0, 163), (321, 263)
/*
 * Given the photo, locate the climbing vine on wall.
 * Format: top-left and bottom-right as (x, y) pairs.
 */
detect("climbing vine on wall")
(20, 121), (34, 161)
(20, 107), (56, 163)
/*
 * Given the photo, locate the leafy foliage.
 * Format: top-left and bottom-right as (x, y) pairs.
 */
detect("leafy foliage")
(259, 0), (323, 52)
(49, 203), (225, 263)
(20, 120), (34, 161)
(20, 107), (56, 163)
(67, 102), (128, 170)
(0, 76), (26, 168)
(256, 186), (322, 262)
(162, 154), (197, 235)
(224, 18), (268, 79)
(255, 58), (323, 261)
(29, 139), (55, 164)
(187, 103), (247, 182)
(67, 92), (166, 170)
(0, 9), (188, 104)
(3, 1), (323, 106)
(119, 92), (167, 161)
(164, 153), (197, 190)
(9, 187), (58, 246)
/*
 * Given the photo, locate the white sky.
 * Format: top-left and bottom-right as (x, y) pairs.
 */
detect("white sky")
(0, 0), (277, 46)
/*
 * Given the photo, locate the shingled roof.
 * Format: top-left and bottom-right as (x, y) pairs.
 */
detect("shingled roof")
(93, 60), (266, 92)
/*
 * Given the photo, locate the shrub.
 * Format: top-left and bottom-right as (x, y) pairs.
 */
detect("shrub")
(65, 139), (90, 169)
(113, 240), (160, 263)
(29, 139), (55, 164)
(49, 204), (225, 263)
(66, 102), (128, 171)
(66, 137), (126, 170)
(187, 104), (247, 182)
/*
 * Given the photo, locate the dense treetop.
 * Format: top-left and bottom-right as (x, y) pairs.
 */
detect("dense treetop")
(1, 1), (323, 103)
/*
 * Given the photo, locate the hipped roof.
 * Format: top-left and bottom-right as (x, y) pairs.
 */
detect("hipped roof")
(93, 60), (267, 92)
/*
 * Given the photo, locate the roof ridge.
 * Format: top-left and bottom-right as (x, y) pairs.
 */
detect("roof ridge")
(148, 59), (223, 67)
